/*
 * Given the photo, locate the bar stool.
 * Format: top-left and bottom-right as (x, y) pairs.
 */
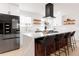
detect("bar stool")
(55, 33), (67, 56)
(64, 32), (73, 55)
(46, 35), (57, 56)
(70, 31), (77, 50)
(35, 35), (56, 56)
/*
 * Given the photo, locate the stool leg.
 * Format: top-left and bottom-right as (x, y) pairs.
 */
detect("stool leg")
(45, 47), (47, 56)
(58, 50), (61, 56)
(64, 46), (68, 56)
(67, 44), (69, 55)
(72, 37), (75, 50)
(54, 40), (57, 56)
(73, 36), (77, 49)
(67, 38), (70, 55)
(58, 42), (61, 56)
(70, 37), (74, 52)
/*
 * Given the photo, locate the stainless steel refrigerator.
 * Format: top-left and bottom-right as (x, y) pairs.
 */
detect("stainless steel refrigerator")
(0, 13), (20, 53)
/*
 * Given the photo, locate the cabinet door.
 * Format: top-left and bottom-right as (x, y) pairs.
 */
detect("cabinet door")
(35, 37), (45, 56)
(0, 38), (20, 53)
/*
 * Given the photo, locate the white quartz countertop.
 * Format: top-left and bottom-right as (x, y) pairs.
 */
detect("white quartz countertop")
(22, 30), (74, 39)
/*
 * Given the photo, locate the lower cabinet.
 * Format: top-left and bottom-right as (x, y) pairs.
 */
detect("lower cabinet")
(35, 36), (55, 56)
(35, 36), (67, 56)
(35, 42), (45, 56)
(0, 38), (20, 53)
(35, 37), (45, 56)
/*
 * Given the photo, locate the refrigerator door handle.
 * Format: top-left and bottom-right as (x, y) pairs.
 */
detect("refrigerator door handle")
(2, 37), (19, 40)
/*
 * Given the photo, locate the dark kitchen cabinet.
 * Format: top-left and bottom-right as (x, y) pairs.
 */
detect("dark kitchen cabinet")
(35, 35), (68, 56)
(35, 37), (45, 56)
(35, 36), (56, 56)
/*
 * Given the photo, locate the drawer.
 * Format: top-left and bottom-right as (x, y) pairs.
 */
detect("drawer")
(0, 38), (20, 53)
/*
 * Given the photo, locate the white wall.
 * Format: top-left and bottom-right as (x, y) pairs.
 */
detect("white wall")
(19, 3), (45, 16)
(8, 3), (20, 16)
(0, 3), (10, 14)
(19, 3), (79, 40)
(0, 3), (19, 15)
(19, 10), (43, 46)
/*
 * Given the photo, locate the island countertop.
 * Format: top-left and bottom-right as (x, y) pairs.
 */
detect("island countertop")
(22, 30), (74, 39)
(21, 30), (76, 56)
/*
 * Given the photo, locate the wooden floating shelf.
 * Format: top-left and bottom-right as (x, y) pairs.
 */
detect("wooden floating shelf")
(33, 19), (41, 25)
(33, 23), (41, 24)
(64, 22), (75, 25)
(64, 19), (75, 25)
(33, 19), (41, 21)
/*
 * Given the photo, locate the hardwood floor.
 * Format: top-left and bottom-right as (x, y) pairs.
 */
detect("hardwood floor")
(51, 40), (79, 56)
(0, 40), (79, 56)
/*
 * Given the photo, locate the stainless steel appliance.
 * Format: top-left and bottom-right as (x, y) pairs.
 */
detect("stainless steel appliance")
(0, 13), (20, 53)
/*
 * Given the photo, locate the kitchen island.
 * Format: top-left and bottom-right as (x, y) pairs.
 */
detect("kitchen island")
(22, 30), (74, 56)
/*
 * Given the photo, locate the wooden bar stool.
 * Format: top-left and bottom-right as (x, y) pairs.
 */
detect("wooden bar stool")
(64, 32), (73, 55)
(55, 33), (67, 56)
(45, 35), (56, 56)
(35, 35), (56, 56)
(70, 31), (77, 50)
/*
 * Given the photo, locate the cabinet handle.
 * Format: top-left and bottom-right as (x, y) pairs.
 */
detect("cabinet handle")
(2, 37), (19, 40)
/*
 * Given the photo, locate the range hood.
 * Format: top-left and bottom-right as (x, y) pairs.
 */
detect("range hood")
(44, 3), (55, 18)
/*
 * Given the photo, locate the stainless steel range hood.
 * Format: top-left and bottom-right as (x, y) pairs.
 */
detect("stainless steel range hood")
(44, 3), (55, 18)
